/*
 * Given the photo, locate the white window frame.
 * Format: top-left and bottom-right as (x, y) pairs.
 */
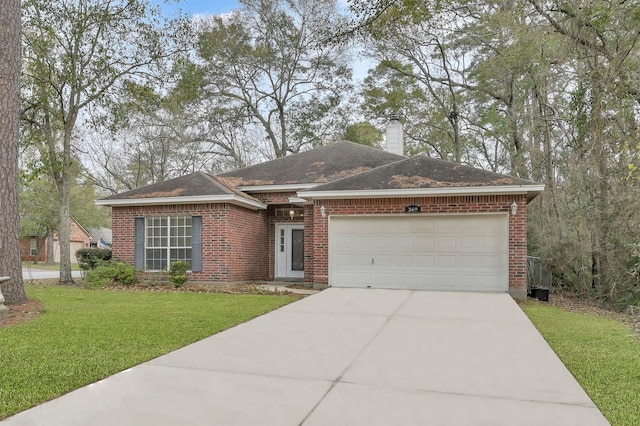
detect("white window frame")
(30, 238), (38, 256)
(145, 216), (193, 271)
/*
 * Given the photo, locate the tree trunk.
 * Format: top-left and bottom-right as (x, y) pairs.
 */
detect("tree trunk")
(58, 130), (75, 284)
(0, 0), (27, 305)
(45, 229), (55, 265)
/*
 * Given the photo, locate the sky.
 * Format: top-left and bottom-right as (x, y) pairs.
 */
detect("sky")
(150, 0), (370, 81)
(152, 0), (241, 17)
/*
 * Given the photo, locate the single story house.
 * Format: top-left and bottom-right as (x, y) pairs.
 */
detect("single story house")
(97, 122), (543, 299)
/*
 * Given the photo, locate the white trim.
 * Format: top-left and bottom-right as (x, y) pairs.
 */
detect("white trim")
(298, 184), (545, 199)
(238, 183), (318, 193)
(288, 196), (310, 205)
(275, 223), (305, 279)
(95, 195), (266, 210)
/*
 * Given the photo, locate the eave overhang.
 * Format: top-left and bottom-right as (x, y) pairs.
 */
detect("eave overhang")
(238, 183), (319, 193)
(95, 195), (267, 210)
(297, 185), (546, 202)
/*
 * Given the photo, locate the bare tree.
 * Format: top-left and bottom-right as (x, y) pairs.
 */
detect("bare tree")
(185, 0), (353, 159)
(21, 0), (184, 283)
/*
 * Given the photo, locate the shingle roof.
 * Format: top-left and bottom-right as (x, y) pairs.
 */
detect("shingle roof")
(218, 141), (405, 186)
(99, 146), (542, 206)
(306, 155), (538, 191)
(100, 172), (254, 201)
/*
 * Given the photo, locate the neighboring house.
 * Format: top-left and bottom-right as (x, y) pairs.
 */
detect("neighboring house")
(97, 122), (544, 299)
(21, 218), (92, 264)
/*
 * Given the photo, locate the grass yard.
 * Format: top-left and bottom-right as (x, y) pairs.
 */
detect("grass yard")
(0, 284), (297, 420)
(523, 302), (640, 426)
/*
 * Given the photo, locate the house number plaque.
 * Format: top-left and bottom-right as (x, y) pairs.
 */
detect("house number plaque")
(405, 205), (421, 213)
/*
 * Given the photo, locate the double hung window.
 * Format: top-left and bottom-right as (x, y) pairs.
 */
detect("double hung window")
(145, 216), (192, 270)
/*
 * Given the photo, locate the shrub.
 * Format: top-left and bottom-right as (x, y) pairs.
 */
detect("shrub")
(169, 261), (190, 288)
(84, 261), (135, 289)
(76, 248), (112, 271)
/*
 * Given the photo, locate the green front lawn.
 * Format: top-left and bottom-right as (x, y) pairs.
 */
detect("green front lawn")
(523, 302), (640, 426)
(0, 285), (296, 420)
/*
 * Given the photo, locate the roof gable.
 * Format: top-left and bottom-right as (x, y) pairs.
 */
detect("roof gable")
(97, 172), (265, 209)
(100, 172), (236, 201)
(218, 141), (404, 187)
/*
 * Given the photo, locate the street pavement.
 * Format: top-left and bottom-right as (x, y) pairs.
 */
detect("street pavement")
(21, 268), (82, 280)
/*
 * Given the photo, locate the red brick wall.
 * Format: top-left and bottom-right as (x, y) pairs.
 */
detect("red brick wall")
(111, 203), (268, 282)
(251, 191), (297, 204)
(111, 193), (530, 297)
(20, 237), (46, 262)
(310, 194), (528, 298)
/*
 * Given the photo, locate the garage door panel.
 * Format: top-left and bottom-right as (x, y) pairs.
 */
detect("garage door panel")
(481, 236), (505, 250)
(330, 215), (508, 292)
(415, 236), (435, 250)
(436, 236), (457, 250)
(393, 236), (414, 251)
(390, 220), (415, 235)
(372, 272), (393, 287)
(435, 218), (457, 233)
(352, 254), (374, 267)
(413, 254), (435, 267)
(413, 220), (435, 233)
(458, 236), (479, 249)
(372, 256), (393, 267)
(435, 254), (457, 268)
(393, 254), (417, 268)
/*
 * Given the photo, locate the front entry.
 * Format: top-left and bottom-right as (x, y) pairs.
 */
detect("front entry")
(275, 224), (304, 279)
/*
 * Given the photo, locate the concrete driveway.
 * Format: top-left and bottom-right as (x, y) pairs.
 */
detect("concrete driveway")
(3, 289), (609, 426)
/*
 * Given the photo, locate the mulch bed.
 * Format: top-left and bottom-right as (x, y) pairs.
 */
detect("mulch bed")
(104, 282), (303, 296)
(0, 298), (44, 328)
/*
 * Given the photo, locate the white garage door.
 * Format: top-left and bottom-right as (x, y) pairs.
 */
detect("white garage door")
(329, 214), (509, 292)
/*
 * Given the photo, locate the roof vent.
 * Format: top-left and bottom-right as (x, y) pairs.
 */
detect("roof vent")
(385, 113), (404, 156)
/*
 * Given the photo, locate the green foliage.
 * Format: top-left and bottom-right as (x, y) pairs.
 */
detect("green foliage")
(342, 0), (442, 40)
(343, 122), (383, 148)
(0, 285), (296, 419)
(76, 248), (112, 271)
(169, 261), (189, 288)
(84, 261), (135, 289)
(524, 302), (640, 426)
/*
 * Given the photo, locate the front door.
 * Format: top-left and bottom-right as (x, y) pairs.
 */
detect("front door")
(276, 224), (304, 279)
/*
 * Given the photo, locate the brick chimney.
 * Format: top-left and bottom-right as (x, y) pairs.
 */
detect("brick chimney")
(385, 113), (404, 156)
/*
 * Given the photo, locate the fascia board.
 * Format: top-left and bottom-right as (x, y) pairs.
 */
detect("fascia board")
(297, 185), (546, 199)
(288, 196), (310, 205)
(238, 183), (318, 193)
(95, 195), (267, 210)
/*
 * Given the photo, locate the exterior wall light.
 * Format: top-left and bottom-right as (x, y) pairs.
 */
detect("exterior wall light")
(320, 206), (326, 218)
(511, 201), (518, 216)
(289, 209), (295, 219)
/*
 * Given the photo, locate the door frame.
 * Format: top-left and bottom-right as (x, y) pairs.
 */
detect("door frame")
(275, 223), (304, 279)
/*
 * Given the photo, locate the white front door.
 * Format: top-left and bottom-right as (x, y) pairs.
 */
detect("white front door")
(276, 224), (304, 279)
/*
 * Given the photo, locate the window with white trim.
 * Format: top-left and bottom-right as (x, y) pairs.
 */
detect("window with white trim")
(145, 216), (192, 271)
(30, 238), (38, 256)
